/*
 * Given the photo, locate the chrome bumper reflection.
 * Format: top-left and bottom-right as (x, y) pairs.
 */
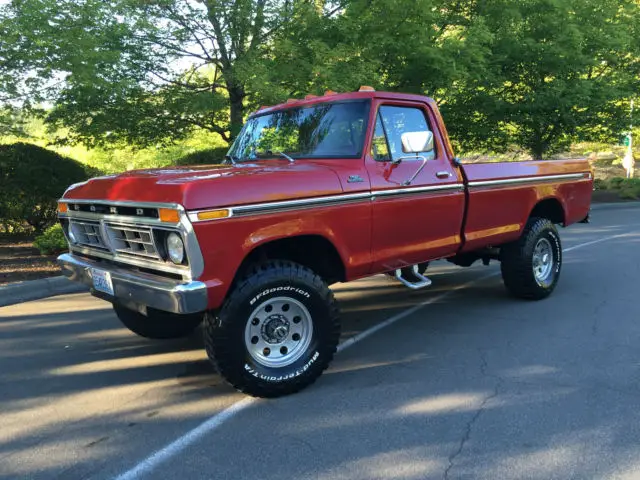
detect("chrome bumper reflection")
(57, 253), (208, 314)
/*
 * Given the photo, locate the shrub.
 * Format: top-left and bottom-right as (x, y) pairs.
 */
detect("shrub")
(593, 178), (608, 190)
(618, 178), (640, 200)
(33, 223), (68, 255)
(174, 146), (229, 166)
(608, 177), (626, 190)
(0, 142), (92, 233)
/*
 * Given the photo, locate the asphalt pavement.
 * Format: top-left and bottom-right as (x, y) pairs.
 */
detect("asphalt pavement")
(2, 204), (640, 480)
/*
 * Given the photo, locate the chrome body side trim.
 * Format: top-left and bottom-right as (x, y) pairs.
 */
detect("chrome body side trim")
(468, 173), (589, 188)
(57, 253), (208, 314)
(188, 184), (464, 222)
(372, 184), (463, 198)
(234, 191), (372, 214)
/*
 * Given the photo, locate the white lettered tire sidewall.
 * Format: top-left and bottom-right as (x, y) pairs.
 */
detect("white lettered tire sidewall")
(241, 284), (325, 384)
(539, 227), (562, 289)
(204, 261), (340, 397)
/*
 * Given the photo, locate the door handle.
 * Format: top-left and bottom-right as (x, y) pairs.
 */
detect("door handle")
(436, 171), (451, 179)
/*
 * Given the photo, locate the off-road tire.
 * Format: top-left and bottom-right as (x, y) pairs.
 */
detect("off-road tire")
(113, 305), (203, 339)
(500, 217), (562, 300)
(204, 260), (341, 398)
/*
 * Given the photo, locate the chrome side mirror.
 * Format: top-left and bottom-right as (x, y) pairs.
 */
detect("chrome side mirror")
(401, 131), (434, 154)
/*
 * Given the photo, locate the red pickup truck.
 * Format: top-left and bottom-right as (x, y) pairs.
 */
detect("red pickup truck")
(57, 88), (593, 397)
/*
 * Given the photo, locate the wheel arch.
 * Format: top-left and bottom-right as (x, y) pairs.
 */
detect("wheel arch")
(234, 234), (347, 288)
(529, 197), (566, 225)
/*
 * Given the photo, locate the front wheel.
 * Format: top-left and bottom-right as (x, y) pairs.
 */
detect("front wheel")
(204, 260), (341, 398)
(500, 217), (562, 300)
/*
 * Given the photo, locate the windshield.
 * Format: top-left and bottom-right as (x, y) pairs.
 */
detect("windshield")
(227, 100), (371, 162)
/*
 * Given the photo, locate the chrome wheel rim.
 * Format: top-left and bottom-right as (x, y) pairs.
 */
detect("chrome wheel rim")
(532, 238), (554, 285)
(244, 296), (313, 368)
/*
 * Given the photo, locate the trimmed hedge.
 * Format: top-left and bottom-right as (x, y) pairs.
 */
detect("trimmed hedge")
(0, 142), (93, 233)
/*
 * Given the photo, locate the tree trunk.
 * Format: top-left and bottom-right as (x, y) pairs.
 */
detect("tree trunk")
(228, 82), (246, 143)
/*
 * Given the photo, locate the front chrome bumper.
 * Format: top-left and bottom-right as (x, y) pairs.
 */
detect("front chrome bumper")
(57, 253), (208, 314)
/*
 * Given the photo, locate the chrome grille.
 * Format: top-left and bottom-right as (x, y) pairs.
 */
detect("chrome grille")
(105, 223), (160, 259)
(69, 220), (108, 250)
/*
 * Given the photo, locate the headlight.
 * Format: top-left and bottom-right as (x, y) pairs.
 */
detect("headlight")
(166, 232), (185, 264)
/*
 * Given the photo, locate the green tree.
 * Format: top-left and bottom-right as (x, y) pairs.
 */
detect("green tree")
(444, 0), (640, 159)
(0, 0), (309, 147)
(257, 0), (493, 105)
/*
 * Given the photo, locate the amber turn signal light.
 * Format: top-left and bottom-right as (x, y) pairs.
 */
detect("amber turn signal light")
(57, 202), (68, 214)
(196, 209), (231, 221)
(159, 208), (181, 223)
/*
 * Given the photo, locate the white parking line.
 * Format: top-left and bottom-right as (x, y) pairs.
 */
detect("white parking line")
(113, 231), (630, 480)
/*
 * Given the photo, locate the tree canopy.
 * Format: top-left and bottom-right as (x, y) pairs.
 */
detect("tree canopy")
(0, 0), (638, 158)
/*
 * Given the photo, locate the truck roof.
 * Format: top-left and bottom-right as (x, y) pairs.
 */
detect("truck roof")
(250, 88), (438, 117)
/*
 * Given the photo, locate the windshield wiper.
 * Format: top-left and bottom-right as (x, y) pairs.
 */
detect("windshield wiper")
(224, 154), (239, 165)
(276, 151), (295, 163)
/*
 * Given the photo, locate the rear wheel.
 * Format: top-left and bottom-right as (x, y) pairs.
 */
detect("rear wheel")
(113, 305), (203, 339)
(204, 260), (340, 398)
(500, 217), (562, 300)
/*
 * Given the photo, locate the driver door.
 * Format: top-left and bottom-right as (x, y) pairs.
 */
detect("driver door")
(365, 100), (465, 272)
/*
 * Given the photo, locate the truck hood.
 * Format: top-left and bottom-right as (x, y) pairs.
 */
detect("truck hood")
(62, 161), (345, 211)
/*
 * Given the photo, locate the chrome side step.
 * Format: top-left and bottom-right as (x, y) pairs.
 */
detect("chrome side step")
(395, 265), (432, 290)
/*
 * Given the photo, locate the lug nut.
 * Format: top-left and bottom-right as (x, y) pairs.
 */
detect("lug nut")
(265, 305), (273, 313)
(292, 333), (301, 341)
(280, 346), (288, 355)
(293, 316), (301, 324)
(263, 347), (271, 356)
(251, 336), (259, 344)
(251, 318), (259, 326)
(282, 303), (290, 312)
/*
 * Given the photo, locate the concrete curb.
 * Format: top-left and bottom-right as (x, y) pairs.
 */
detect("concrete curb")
(0, 275), (88, 308)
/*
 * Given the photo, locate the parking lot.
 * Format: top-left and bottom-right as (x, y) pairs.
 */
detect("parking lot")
(2, 203), (640, 480)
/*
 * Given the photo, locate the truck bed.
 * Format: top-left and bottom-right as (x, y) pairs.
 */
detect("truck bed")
(459, 159), (593, 252)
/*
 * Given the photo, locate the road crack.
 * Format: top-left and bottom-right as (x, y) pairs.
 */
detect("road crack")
(444, 352), (502, 480)
(591, 298), (608, 336)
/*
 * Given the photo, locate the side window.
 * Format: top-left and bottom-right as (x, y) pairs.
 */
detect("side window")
(379, 105), (435, 162)
(370, 115), (390, 161)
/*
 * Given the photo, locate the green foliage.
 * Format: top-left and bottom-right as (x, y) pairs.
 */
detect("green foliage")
(174, 147), (228, 166)
(592, 178), (608, 191)
(1, 0), (639, 161)
(445, 0), (640, 159)
(618, 178), (640, 199)
(0, 0), (296, 147)
(596, 177), (640, 199)
(608, 177), (627, 190)
(33, 223), (67, 255)
(0, 142), (91, 233)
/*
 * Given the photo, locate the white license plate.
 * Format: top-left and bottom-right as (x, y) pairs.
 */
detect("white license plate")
(91, 268), (114, 296)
